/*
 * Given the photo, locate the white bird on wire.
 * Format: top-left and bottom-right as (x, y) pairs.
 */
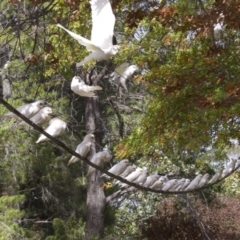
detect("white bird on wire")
(120, 167), (143, 188)
(185, 174), (202, 191)
(68, 134), (95, 165)
(176, 179), (190, 191)
(87, 150), (112, 176)
(57, 0), (120, 67)
(169, 178), (186, 192)
(71, 76), (102, 97)
(208, 169), (223, 184)
(36, 118), (67, 143)
(162, 179), (178, 191)
(119, 164), (136, 178)
(131, 168), (148, 185)
(101, 159), (129, 179)
(150, 176), (167, 190)
(197, 173), (209, 188)
(112, 63), (139, 92)
(19, 107), (53, 126)
(5, 100), (45, 119)
(222, 159), (237, 178)
(143, 174), (159, 188)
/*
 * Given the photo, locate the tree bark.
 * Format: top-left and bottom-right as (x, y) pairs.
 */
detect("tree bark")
(84, 69), (106, 239)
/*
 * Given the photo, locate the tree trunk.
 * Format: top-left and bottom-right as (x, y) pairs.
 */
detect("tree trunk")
(84, 69), (106, 239)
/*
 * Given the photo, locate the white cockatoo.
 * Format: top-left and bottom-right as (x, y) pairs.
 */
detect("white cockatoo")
(124, 167), (143, 182)
(213, 13), (224, 40)
(150, 176), (167, 190)
(112, 63), (139, 92)
(119, 164), (136, 178)
(169, 178), (186, 192)
(19, 107), (53, 126)
(5, 100), (45, 119)
(68, 134), (95, 165)
(213, 23), (223, 40)
(185, 174), (203, 191)
(36, 118), (67, 143)
(208, 169), (223, 184)
(71, 76), (102, 97)
(87, 150), (112, 176)
(162, 179), (178, 191)
(119, 167), (143, 188)
(132, 168), (148, 185)
(101, 159), (129, 178)
(197, 173), (209, 188)
(2, 61), (12, 99)
(175, 179), (190, 191)
(57, 0), (120, 67)
(143, 174), (159, 188)
(222, 159), (237, 178)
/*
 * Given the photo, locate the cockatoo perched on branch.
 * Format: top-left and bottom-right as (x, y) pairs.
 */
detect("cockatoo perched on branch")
(57, 0), (120, 67)
(19, 107), (53, 126)
(71, 76), (102, 97)
(68, 134), (95, 165)
(112, 63), (139, 92)
(101, 159), (129, 178)
(87, 150), (112, 176)
(36, 117), (67, 143)
(5, 100), (45, 119)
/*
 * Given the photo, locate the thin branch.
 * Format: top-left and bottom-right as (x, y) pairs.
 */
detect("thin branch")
(108, 98), (124, 138)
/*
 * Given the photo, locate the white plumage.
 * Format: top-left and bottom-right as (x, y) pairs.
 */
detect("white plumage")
(222, 159), (237, 178)
(213, 23), (223, 40)
(197, 173), (209, 188)
(71, 76), (102, 97)
(2, 61), (12, 99)
(150, 176), (167, 190)
(176, 179), (190, 191)
(57, 0), (119, 67)
(162, 179), (178, 191)
(208, 169), (223, 184)
(185, 174), (202, 191)
(19, 107), (52, 126)
(36, 118), (67, 143)
(143, 174), (159, 188)
(132, 168), (148, 185)
(68, 134), (95, 165)
(87, 150), (112, 176)
(169, 178), (186, 192)
(5, 100), (45, 119)
(113, 63), (139, 92)
(119, 165), (136, 178)
(101, 159), (129, 178)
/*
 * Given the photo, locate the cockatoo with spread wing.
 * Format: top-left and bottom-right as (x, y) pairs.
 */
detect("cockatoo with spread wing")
(19, 107), (53, 126)
(36, 118), (67, 143)
(57, 0), (120, 67)
(113, 63), (139, 92)
(5, 100), (45, 119)
(87, 150), (112, 176)
(71, 76), (102, 97)
(68, 134), (95, 165)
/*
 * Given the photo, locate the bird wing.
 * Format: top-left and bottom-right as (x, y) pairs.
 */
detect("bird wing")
(57, 24), (100, 52)
(90, 0), (115, 49)
(114, 63), (130, 79)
